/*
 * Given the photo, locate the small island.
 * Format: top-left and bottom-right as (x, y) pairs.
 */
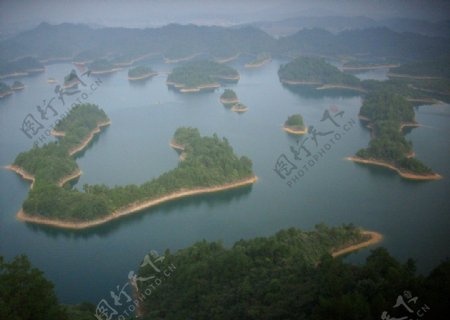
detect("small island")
(128, 65), (157, 81)
(283, 114), (307, 135)
(347, 91), (441, 180)
(231, 102), (248, 113)
(0, 57), (45, 79)
(0, 82), (13, 98)
(219, 89), (239, 106)
(7, 106), (256, 229)
(278, 56), (364, 93)
(167, 60), (240, 93)
(47, 77), (57, 84)
(11, 81), (25, 91)
(63, 69), (80, 89)
(88, 59), (122, 75)
(245, 52), (272, 68)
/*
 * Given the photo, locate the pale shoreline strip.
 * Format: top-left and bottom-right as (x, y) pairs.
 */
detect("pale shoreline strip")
(16, 176), (258, 229)
(332, 231), (383, 257)
(283, 126), (308, 135)
(4, 165), (36, 189)
(220, 97), (239, 105)
(341, 64), (400, 71)
(244, 58), (272, 68)
(346, 156), (442, 180)
(128, 72), (158, 81)
(54, 120), (111, 156)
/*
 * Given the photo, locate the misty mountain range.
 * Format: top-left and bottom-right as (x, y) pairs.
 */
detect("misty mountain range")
(1, 19), (449, 76)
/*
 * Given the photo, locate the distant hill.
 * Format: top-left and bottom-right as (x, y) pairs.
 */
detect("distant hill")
(0, 22), (448, 69)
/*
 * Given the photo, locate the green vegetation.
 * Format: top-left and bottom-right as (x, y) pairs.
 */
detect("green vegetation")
(220, 89), (238, 101)
(246, 52), (271, 66)
(0, 255), (68, 320)
(0, 82), (11, 96)
(13, 109), (254, 222)
(128, 65), (155, 78)
(137, 224), (449, 319)
(0, 56), (44, 77)
(167, 60), (239, 89)
(278, 56), (360, 86)
(11, 80), (24, 90)
(355, 91), (433, 175)
(231, 103), (248, 112)
(88, 59), (114, 72)
(64, 69), (78, 84)
(390, 57), (450, 79)
(285, 114), (305, 129)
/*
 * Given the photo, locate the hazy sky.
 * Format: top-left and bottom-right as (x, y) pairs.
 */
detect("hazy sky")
(1, 0), (449, 32)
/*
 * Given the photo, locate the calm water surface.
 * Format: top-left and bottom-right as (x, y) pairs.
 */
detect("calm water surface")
(0, 60), (449, 303)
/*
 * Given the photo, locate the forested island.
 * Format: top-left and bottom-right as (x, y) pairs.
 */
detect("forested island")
(63, 69), (80, 89)
(7, 108), (255, 229)
(0, 82), (12, 98)
(389, 57), (450, 79)
(87, 59), (121, 75)
(347, 91), (441, 180)
(11, 80), (25, 91)
(127, 65), (157, 81)
(0, 57), (44, 79)
(278, 56), (364, 92)
(219, 88), (239, 106)
(231, 102), (248, 113)
(245, 52), (272, 68)
(283, 114), (307, 134)
(167, 60), (239, 93)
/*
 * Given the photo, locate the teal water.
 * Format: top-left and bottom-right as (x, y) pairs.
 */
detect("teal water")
(0, 60), (449, 303)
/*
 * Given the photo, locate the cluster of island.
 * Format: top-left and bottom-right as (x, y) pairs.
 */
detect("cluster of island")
(6, 103), (256, 229)
(219, 89), (249, 113)
(0, 80), (25, 98)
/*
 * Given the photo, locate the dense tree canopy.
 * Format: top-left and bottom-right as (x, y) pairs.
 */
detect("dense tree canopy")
(0, 255), (68, 320)
(167, 60), (239, 88)
(285, 114), (305, 129)
(137, 224), (450, 320)
(128, 65), (155, 78)
(278, 57), (360, 86)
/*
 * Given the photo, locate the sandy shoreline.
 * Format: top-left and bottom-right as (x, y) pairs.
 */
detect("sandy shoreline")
(342, 64), (400, 71)
(17, 176), (258, 229)
(4, 165), (36, 189)
(169, 140), (185, 151)
(128, 72), (158, 81)
(283, 125), (308, 135)
(316, 84), (367, 93)
(215, 53), (240, 64)
(167, 81), (220, 93)
(164, 53), (202, 64)
(90, 68), (123, 75)
(332, 231), (383, 257)
(281, 79), (321, 86)
(346, 156), (442, 180)
(220, 97), (239, 105)
(231, 105), (248, 113)
(388, 72), (443, 80)
(245, 58), (272, 68)
(52, 120), (111, 156)
(0, 91), (13, 98)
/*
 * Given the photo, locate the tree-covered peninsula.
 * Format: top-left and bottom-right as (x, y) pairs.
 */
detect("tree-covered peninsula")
(230, 102), (248, 113)
(63, 69), (80, 89)
(278, 56), (363, 92)
(219, 88), (239, 106)
(0, 82), (12, 98)
(9, 108), (255, 228)
(283, 114), (307, 134)
(128, 65), (157, 80)
(348, 91), (441, 180)
(167, 60), (239, 93)
(245, 52), (272, 68)
(87, 59), (120, 75)
(11, 80), (25, 90)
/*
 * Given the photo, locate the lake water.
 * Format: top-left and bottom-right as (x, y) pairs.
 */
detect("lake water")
(0, 60), (449, 304)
